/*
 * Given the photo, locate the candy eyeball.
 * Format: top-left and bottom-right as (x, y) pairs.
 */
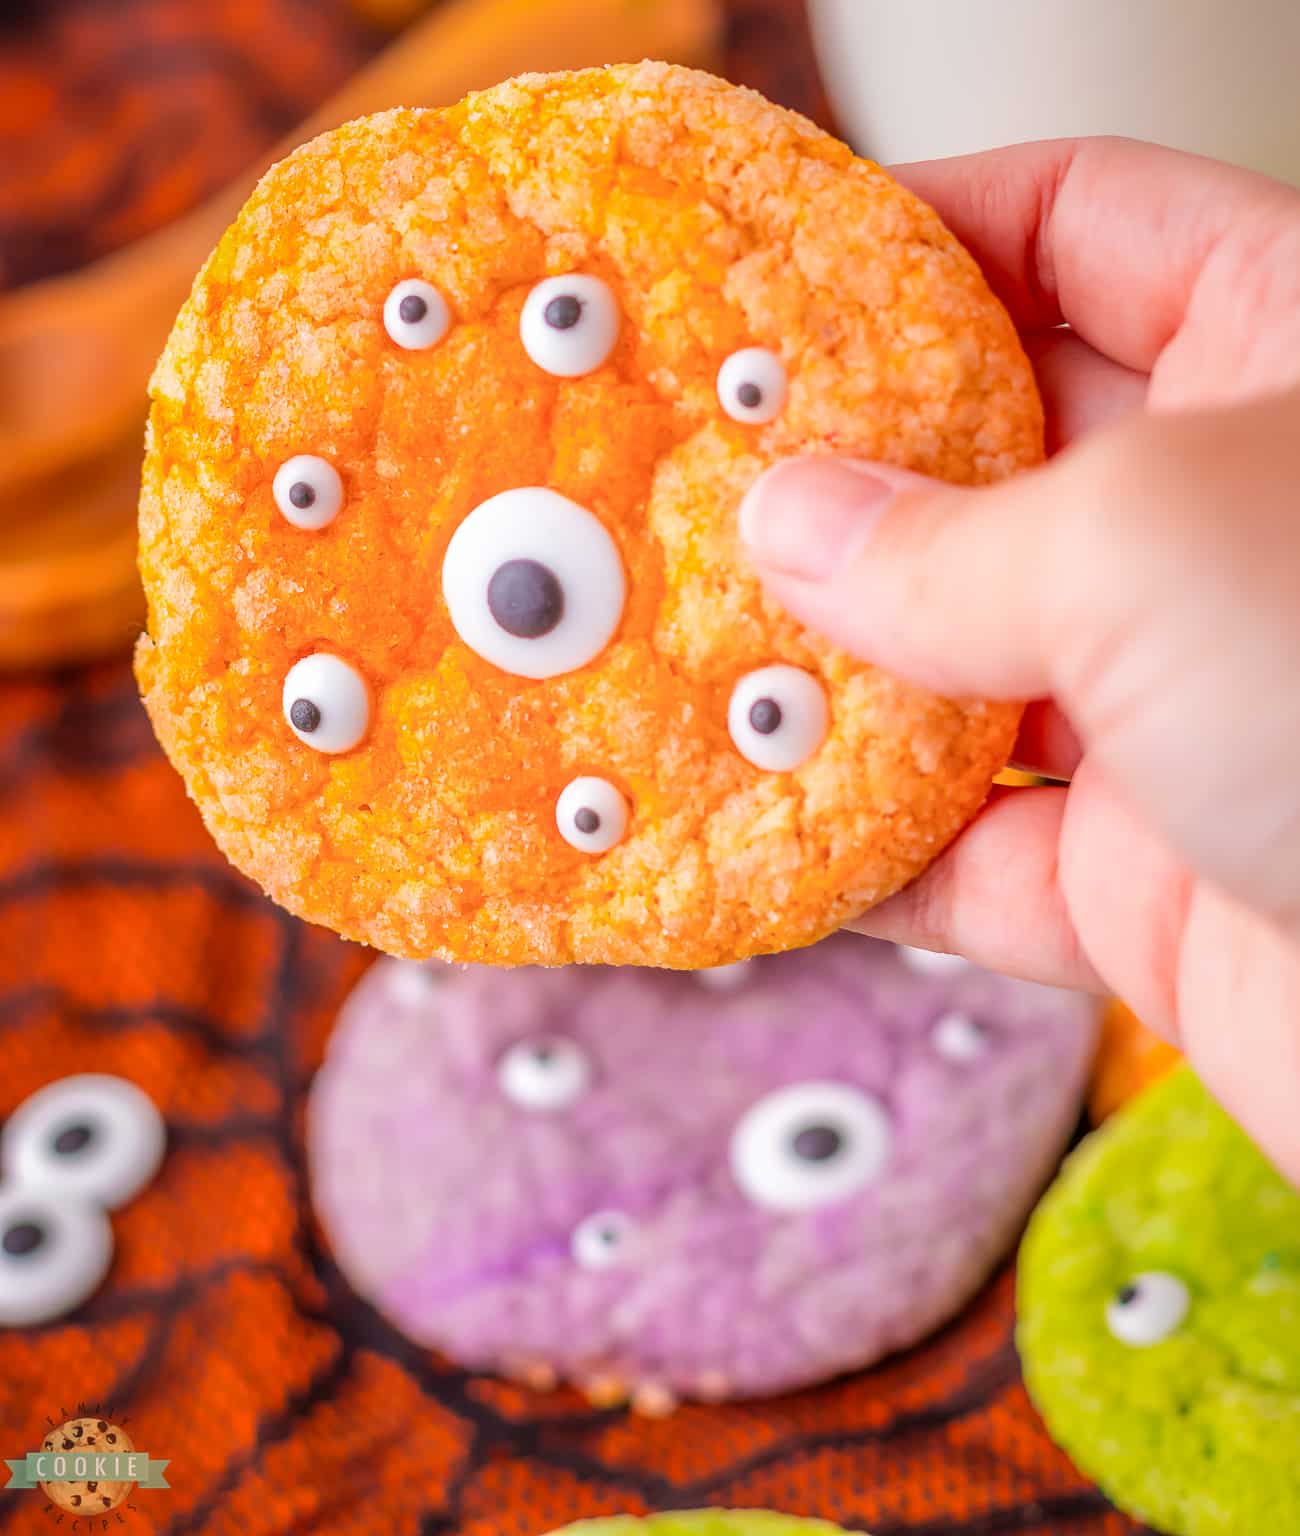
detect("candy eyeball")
(695, 960), (754, 991)
(441, 487), (626, 680)
(556, 777), (628, 854)
(1, 1075), (165, 1210)
(520, 274), (620, 377)
(717, 347), (788, 424)
(728, 665), (829, 772)
(272, 455), (344, 531)
(0, 1186), (113, 1326)
(931, 1010), (990, 1063)
(282, 654), (371, 753)
(1106, 1271), (1190, 1347)
(497, 1036), (593, 1111)
(571, 1210), (636, 1270)
(383, 278), (451, 351)
(730, 1081), (893, 1212)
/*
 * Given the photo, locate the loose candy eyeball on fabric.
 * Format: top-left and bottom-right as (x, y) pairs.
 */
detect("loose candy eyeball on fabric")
(308, 934), (1097, 1403)
(1018, 1067), (1300, 1536)
(135, 62), (1042, 968)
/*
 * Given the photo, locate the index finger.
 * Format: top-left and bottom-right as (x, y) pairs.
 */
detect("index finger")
(892, 137), (1300, 374)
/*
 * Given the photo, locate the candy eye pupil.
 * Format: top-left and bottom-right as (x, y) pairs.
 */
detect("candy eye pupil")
(544, 294), (582, 330)
(486, 558), (565, 639)
(2, 1221), (44, 1258)
(290, 698), (322, 733)
(573, 807), (601, 835)
(736, 381), (762, 408)
(792, 1123), (843, 1162)
(398, 293), (428, 325)
(288, 481), (316, 510)
(1116, 1282), (1140, 1306)
(748, 698), (782, 735)
(51, 1122), (95, 1156)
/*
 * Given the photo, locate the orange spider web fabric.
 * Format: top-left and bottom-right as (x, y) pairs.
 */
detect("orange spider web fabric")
(0, 659), (1142, 1536)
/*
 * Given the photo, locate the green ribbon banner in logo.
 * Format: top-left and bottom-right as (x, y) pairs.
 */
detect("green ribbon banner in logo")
(5, 1450), (170, 1489)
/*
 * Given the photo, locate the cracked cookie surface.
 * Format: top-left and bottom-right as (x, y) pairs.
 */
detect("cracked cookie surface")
(136, 63), (1040, 966)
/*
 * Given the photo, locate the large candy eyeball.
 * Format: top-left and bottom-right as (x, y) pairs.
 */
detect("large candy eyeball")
(0, 1187), (113, 1326)
(695, 960), (754, 991)
(442, 488), (626, 679)
(383, 278), (451, 351)
(571, 1210), (636, 1270)
(730, 1082), (893, 1212)
(272, 455), (344, 531)
(282, 654), (371, 753)
(1, 1075), (165, 1210)
(556, 777), (628, 854)
(717, 347), (787, 424)
(520, 275), (620, 377)
(931, 1010), (991, 1063)
(727, 665), (828, 772)
(898, 945), (970, 978)
(498, 1036), (593, 1112)
(1106, 1272), (1190, 1347)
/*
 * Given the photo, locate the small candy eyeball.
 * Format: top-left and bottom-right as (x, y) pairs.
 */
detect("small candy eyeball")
(730, 1081), (893, 1212)
(498, 1036), (593, 1112)
(520, 274), (620, 377)
(385, 959), (442, 1007)
(571, 1210), (636, 1270)
(1, 1075), (165, 1210)
(897, 945), (971, 979)
(695, 960), (754, 991)
(1106, 1272), (1190, 1347)
(442, 487), (626, 679)
(931, 1010), (991, 1063)
(282, 654), (371, 754)
(717, 347), (787, 424)
(0, 1186), (113, 1326)
(727, 664), (828, 772)
(383, 278), (451, 351)
(272, 455), (344, 531)
(556, 777), (628, 854)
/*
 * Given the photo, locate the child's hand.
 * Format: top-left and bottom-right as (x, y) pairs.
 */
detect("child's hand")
(739, 138), (1300, 1179)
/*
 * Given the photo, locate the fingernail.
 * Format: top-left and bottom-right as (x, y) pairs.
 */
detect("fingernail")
(739, 457), (892, 580)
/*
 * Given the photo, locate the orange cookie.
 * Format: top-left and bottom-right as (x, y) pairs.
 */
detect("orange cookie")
(136, 63), (1041, 967)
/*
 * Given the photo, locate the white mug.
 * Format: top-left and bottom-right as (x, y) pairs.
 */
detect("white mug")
(809, 0), (1300, 186)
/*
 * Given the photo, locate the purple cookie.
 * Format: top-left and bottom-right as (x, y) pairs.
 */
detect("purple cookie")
(308, 936), (1096, 1406)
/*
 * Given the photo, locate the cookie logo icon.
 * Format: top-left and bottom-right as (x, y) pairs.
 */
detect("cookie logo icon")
(39, 1419), (135, 1515)
(4, 1407), (169, 1521)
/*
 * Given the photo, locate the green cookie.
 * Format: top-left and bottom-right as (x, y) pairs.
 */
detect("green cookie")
(1018, 1067), (1300, 1536)
(545, 1516), (853, 1536)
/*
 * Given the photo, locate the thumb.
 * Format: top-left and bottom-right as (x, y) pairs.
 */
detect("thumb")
(737, 450), (1079, 702)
